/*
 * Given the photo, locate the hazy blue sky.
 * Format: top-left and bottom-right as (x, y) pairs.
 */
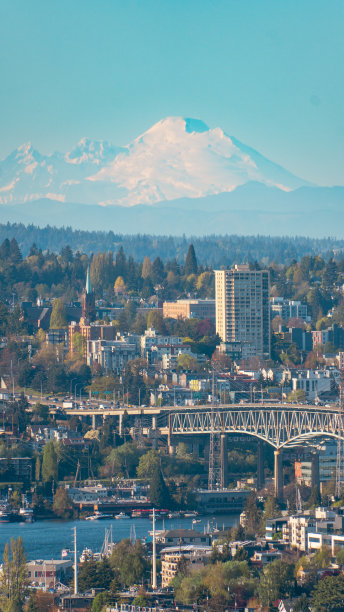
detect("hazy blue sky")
(1, 0), (343, 185)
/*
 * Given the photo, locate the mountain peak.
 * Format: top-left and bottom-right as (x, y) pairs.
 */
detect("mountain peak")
(10, 142), (45, 169)
(0, 117), (310, 206)
(184, 117), (210, 134)
(140, 116), (210, 137)
(65, 138), (124, 166)
(15, 142), (35, 160)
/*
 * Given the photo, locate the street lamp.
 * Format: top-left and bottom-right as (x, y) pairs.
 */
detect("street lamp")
(75, 383), (82, 404)
(70, 378), (77, 396)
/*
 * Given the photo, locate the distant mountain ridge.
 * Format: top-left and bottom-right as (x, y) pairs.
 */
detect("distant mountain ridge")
(1, 185), (344, 237)
(1, 116), (342, 237)
(0, 116), (310, 206)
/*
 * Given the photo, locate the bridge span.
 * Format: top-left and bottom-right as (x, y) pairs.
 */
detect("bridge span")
(60, 402), (343, 500)
(164, 405), (344, 500)
(166, 405), (344, 448)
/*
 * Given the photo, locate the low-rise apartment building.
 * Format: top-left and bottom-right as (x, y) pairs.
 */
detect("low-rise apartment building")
(26, 559), (73, 589)
(308, 532), (344, 555)
(87, 338), (137, 373)
(161, 545), (212, 588)
(291, 369), (337, 401)
(156, 529), (211, 547)
(140, 328), (184, 362)
(282, 514), (316, 551)
(265, 517), (289, 540)
(270, 297), (310, 322)
(163, 299), (215, 323)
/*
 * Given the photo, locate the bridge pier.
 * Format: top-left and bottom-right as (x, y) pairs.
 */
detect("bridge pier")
(221, 434), (228, 488)
(274, 449), (283, 501)
(92, 414), (96, 429)
(311, 452), (320, 490)
(119, 413), (123, 437)
(257, 440), (265, 490)
(192, 440), (200, 457)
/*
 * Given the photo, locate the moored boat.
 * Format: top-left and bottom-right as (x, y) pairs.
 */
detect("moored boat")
(168, 511), (182, 518)
(85, 511), (112, 520)
(79, 548), (93, 563)
(114, 512), (130, 519)
(19, 507), (34, 522)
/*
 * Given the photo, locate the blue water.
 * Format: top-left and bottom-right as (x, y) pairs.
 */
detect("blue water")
(0, 514), (239, 561)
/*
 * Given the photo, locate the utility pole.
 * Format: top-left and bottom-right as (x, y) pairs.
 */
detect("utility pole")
(73, 527), (78, 594)
(152, 508), (157, 589)
(10, 360), (14, 398)
(336, 352), (344, 497)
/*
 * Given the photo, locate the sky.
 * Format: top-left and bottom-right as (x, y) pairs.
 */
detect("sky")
(0, 0), (343, 186)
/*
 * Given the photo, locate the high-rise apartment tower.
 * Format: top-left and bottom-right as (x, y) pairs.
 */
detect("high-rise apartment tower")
(215, 265), (270, 359)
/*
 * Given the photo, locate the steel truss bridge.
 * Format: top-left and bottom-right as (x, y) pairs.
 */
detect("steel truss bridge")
(167, 405), (344, 449)
(166, 405), (344, 499)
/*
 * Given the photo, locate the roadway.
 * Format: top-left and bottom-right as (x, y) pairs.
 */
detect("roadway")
(23, 394), (340, 418)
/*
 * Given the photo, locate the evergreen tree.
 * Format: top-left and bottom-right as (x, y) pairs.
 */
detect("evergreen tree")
(35, 456), (41, 482)
(92, 592), (111, 612)
(0, 238), (11, 260)
(185, 244), (198, 275)
(9, 238), (22, 263)
(149, 465), (173, 508)
(323, 258), (338, 289)
(49, 298), (67, 329)
(78, 558), (98, 592)
(115, 247), (127, 279)
(264, 495), (280, 518)
(28, 243), (39, 256)
(60, 244), (73, 263)
(151, 257), (164, 284)
(308, 485), (321, 507)
(142, 276), (154, 299)
(243, 493), (262, 537)
(311, 573), (344, 611)
(41, 441), (58, 482)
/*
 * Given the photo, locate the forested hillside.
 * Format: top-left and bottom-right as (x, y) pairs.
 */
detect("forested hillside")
(0, 222), (342, 265)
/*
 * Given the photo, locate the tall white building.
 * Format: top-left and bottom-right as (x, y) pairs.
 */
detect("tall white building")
(215, 265), (270, 359)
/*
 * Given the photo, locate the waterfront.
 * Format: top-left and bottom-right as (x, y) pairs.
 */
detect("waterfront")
(0, 514), (239, 561)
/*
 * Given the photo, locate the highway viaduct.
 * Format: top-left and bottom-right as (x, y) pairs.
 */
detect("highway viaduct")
(52, 402), (344, 500)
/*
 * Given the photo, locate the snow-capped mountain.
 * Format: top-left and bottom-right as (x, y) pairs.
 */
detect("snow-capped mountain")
(0, 117), (309, 206)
